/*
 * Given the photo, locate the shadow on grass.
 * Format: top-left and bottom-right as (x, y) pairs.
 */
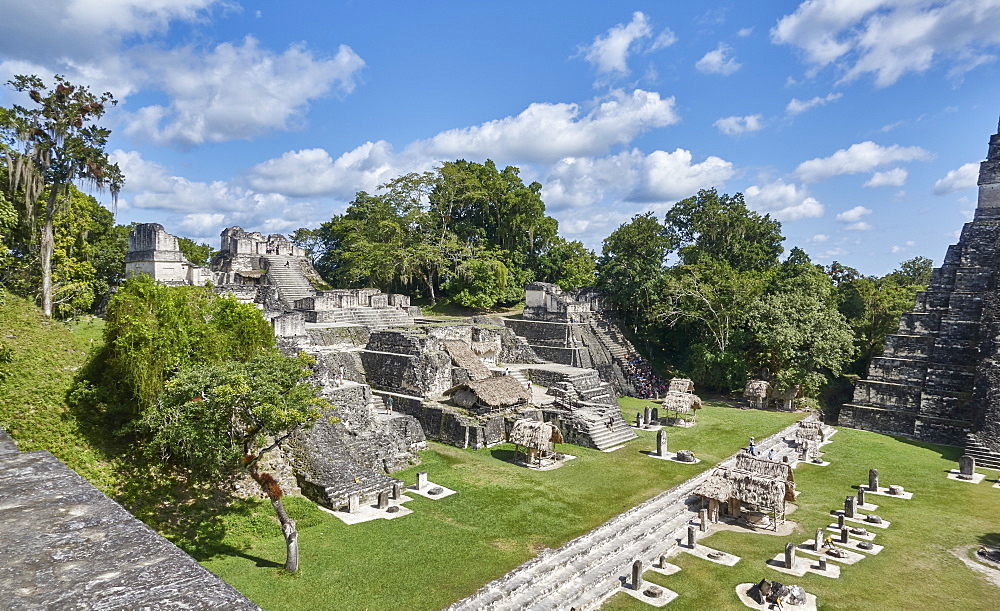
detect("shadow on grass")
(490, 448), (517, 462)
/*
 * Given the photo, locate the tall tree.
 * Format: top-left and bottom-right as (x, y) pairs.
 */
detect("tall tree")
(597, 212), (671, 330)
(1, 75), (123, 317)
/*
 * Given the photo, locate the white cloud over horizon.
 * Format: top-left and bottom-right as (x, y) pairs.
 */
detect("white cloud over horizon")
(744, 180), (824, 221)
(864, 167), (908, 187)
(795, 141), (932, 182)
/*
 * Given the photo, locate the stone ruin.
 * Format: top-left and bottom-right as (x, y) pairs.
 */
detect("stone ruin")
(122, 227), (647, 509)
(843, 118), (1000, 460)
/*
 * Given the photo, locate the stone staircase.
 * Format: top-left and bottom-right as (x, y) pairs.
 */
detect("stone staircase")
(263, 255), (315, 305)
(506, 369), (530, 391)
(314, 307), (413, 329)
(964, 434), (1000, 470)
(582, 415), (635, 451)
(370, 394), (386, 414)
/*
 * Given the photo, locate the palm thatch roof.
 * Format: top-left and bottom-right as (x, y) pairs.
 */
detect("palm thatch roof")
(444, 375), (531, 409)
(795, 420), (823, 441)
(508, 419), (563, 449)
(734, 453), (795, 483)
(768, 384), (802, 400)
(443, 339), (492, 381)
(662, 390), (701, 413)
(744, 380), (770, 399)
(694, 465), (796, 508)
(669, 378), (695, 393)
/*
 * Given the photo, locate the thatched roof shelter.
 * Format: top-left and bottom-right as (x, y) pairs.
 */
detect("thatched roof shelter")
(669, 378), (695, 393)
(443, 339), (492, 381)
(795, 419), (823, 441)
(694, 466), (796, 509)
(734, 453), (794, 484)
(444, 376), (531, 410)
(744, 380), (770, 399)
(508, 419), (563, 449)
(662, 390), (701, 414)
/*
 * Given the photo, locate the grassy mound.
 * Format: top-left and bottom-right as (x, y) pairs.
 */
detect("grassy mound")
(0, 290), (118, 490)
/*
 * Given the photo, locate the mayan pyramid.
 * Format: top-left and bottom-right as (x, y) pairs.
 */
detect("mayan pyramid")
(841, 118), (1000, 463)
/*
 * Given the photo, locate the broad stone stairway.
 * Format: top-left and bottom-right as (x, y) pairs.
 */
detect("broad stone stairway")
(446, 419), (808, 611)
(263, 255), (315, 305)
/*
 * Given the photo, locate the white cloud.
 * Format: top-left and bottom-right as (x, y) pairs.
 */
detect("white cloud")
(864, 167), (908, 187)
(714, 114), (764, 136)
(786, 92), (842, 115)
(696, 43), (742, 75)
(795, 141), (932, 182)
(737, 27), (754, 38)
(631, 149), (735, 202)
(811, 234), (829, 242)
(582, 12), (675, 75)
(771, 1), (1000, 87)
(836, 205), (873, 223)
(744, 181), (824, 221)
(422, 89), (679, 164)
(933, 161), (979, 194)
(124, 37), (364, 147)
(0, 0), (218, 66)
(247, 142), (418, 199)
(836, 205), (873, 230)
(890, 240), (916, 253)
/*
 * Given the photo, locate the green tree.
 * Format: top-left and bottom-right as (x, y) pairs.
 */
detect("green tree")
(747, 291), (856, 395)
(534, 237), (597, 290)
(177, 237), (215, 267)
(664, 188), (783, 272)
(837, 276), (918, 373)
(1, 75), (123, 317)
(884, 256), (933, 287)
(141, 353), (325, 572)
(597, 212), (671, 330)
(86, 275), (274, 424)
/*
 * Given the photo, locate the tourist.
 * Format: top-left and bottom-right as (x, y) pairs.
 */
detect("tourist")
(768, 448), (775, 461)
(338, 363), (346, 386)
(607, 416), (613, 429)
(386, 396), (393, 414)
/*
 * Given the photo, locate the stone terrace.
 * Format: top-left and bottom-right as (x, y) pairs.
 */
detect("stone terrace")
(0, 429), (260, 610)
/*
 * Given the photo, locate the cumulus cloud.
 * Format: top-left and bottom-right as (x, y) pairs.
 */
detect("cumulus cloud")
(714, 114), (764, 136)
(422, 89), (679, 164)
(836, 205), (873, 230)
(811, 234), (829, 242)
(795, 141), (932, 182)
(246, 142), (424, 199)
(744, 181), (824, 221)
(124, 37), (364, 147)
(934, 161), (979, 194)
(771, 1), (1000, 87)
(110, 149), (326, 240)
(864, 167), (908, 187)
(786, 92), (842, 115)
(631, 149), (735, 202)
(583, 12), (651, 74)
(696, 43), (742, 75)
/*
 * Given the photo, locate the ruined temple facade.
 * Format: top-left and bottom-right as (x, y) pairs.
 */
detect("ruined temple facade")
(842, 119), (1000, 454)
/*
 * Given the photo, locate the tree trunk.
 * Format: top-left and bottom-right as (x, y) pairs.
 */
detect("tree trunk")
(40, 188), (59, 318)
(271, 497), (299, 573)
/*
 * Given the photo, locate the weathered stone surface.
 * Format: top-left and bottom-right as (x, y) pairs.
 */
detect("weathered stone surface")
(0, 447), (259, 610)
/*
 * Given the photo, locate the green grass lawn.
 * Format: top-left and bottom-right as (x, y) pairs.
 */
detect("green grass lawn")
(601, 426), (1000, 611)
(200, 401), (801, 610)
(0, 292), (118, 491)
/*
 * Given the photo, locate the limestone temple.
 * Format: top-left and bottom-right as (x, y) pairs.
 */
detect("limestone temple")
(842, 119), (1000, 468)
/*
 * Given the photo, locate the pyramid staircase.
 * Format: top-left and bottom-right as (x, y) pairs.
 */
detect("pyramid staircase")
(262, 255), (315, 305)
(964, 434), (1000, 470)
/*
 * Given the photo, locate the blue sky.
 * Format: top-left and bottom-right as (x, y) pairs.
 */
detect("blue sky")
(3, 1), (1000, 276)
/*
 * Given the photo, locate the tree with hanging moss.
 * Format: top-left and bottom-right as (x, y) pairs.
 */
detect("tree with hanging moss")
(1, 74), (123, 317)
